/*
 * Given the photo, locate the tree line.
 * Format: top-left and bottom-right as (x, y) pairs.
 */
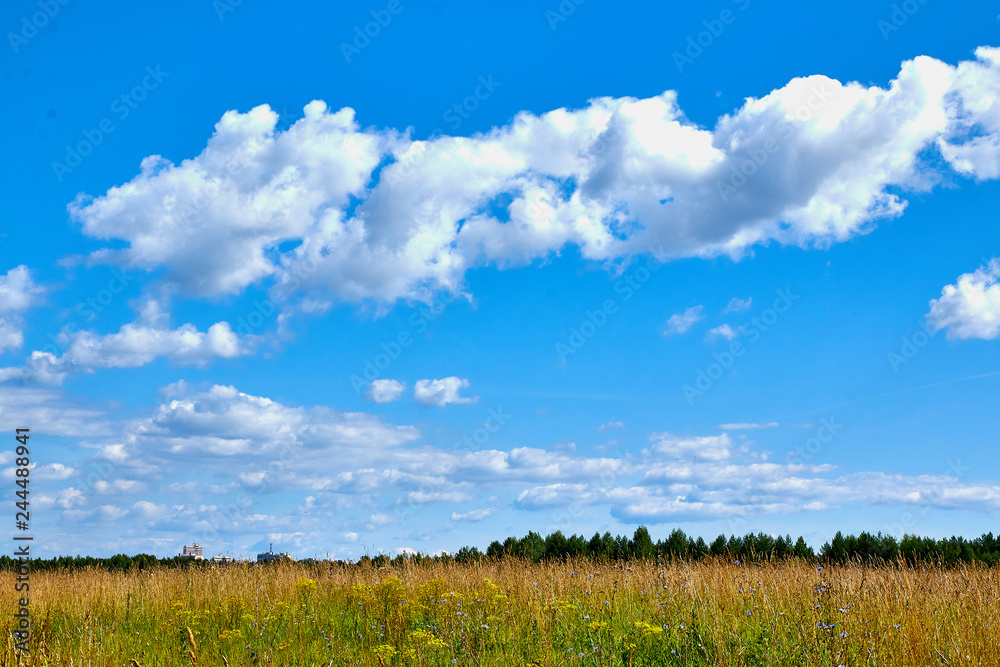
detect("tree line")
(3, 528), (999, 571)
(453, 527), (1000, 566)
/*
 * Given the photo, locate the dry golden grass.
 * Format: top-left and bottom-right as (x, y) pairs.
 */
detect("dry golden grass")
(1, 557), (998, 665)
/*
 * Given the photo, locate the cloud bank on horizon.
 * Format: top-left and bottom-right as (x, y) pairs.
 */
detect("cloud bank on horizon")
(9, 380), (1000, 559)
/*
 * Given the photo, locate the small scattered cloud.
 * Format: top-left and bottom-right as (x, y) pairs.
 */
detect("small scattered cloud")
(663, 306), (704, 335)
(724, 297), (752, 313)
(364, 379), (406, 404)
(706, 324), (739, 341)
(719, 422), (779, 430)
(597, 420), (625, 433)
(414, 377), (479, 407)
(647, 432), (732, 461)
(451, 507), (496, 522)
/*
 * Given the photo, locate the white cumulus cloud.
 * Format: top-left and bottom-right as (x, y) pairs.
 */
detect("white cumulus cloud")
(63, 48), (1000, 308)
(3, 298), (257, 384)
(414, 377), (478, 407)
(647, 432), (733, 461)
(927, 259), (1000, 340)
(364, 379), (406, 404)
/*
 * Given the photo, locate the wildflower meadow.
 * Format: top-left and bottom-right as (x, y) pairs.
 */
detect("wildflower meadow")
(2, 555), (998, 666)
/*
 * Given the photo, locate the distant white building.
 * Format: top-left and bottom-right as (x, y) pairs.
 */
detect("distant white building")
(210, 553), (235, 564)
(257, 543), (293, 562)
(181, 544), (204, 560)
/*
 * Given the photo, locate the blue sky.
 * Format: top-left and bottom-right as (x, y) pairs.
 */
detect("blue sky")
(2, 0), (1000, 559)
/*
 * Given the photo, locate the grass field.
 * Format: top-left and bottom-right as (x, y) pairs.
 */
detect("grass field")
(2, 558), (998, 666)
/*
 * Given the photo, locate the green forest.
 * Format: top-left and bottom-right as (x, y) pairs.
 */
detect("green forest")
(5, 528), (1000, 572)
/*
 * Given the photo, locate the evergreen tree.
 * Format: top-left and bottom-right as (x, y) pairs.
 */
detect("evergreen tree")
(666, 528), (688, 559)
(486, 540), (504, 559)
(544, 531), (569, 560)
(631, 526), (655, 559)
(793, 536), (812, 559)
(520, 531), (545, 562)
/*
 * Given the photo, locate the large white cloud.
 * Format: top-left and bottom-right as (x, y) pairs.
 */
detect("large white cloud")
(927, 259), (1000, 340)
(66, 48), (1000, 307)
(69, 102), (394, 297)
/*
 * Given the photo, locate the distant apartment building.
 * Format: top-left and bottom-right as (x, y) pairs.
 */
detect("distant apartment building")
(210, 553), (235, 564)
(256, 543), (293, 562)
(180, 544), (204, 560)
